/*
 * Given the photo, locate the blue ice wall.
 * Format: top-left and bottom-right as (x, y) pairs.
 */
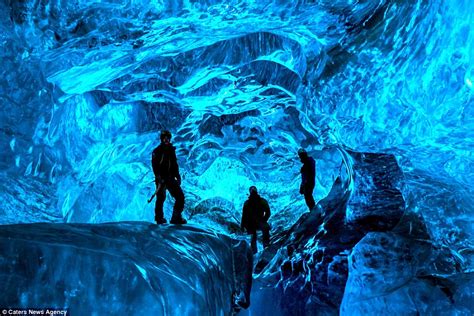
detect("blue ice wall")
(0, 222), (253, 314)
(0, 0), (472, 247)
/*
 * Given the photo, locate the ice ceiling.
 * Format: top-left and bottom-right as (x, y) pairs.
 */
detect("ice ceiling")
(0, 0), (472, 244)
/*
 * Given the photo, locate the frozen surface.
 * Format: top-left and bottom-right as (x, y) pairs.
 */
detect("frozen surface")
(0, 222), (252, 315)
(0, 0), (473, 314)
(0, 0), (472, 241)
(341, 232), (474, 315)
(246, 153), (473, 315)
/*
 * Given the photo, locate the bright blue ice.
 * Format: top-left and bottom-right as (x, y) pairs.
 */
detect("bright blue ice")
(0, 0), (473, 312)
(1, 0), (472, 243)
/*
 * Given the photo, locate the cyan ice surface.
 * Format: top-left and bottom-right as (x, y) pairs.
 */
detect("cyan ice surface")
(0, 222), (252, 315)
(0, 0), (472, 244)
(341, 232), (474, 315)
(246, 153), (473, 314)
(0, 0), (473, 314)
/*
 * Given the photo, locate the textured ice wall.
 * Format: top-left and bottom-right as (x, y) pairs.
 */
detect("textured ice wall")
(0, 222), (253, 314)
(0, 1), (472, 246)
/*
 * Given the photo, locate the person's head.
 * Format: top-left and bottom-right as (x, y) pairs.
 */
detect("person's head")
(298, 148), (308, 162)
(249, 186), (258, 196)
(160, 130), (172, 144)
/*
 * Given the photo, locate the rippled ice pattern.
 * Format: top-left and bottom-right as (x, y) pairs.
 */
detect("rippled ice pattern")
(0, 1), (472, 247)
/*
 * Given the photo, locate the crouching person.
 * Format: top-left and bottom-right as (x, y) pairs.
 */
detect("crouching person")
(241, 186), (271, 254)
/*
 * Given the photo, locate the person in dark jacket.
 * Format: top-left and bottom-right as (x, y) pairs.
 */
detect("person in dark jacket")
(241, 186), (271, 254)
(151, 130), (186, 225)
(298, 148), (316, 210)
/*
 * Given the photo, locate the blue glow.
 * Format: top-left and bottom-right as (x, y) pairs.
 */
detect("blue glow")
(0, 0), (473, 314)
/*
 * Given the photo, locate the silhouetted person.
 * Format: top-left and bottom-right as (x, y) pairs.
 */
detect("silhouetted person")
(151, 130), (186, 225)
(241, 186), (271, 254)
(298, 148), (316, 210)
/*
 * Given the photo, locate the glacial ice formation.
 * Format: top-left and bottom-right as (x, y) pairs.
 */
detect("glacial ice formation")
(0, 0), (473, 314)
(0, 222), (252, 315)
(248, 152), (473, 315)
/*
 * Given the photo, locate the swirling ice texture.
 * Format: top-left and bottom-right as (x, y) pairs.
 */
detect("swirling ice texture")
(0, 1), (472, 245)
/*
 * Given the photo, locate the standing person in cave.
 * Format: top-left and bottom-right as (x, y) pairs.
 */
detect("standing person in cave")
(298, 148), (316, 211)
(151, 130), (186, 225)
(241, 186), (271, 254)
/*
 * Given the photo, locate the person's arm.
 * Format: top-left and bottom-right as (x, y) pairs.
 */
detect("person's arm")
(151, 148), (163, 184)
(301, 164), (307, 185)
(263, 199), (271, 221)
(300, 165), (306, 194)
(171, 146), (181, 185)
(241, 202), (249, 231)
(310, 158), (316, 184)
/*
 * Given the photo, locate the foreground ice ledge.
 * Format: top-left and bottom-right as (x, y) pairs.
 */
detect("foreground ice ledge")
(0, 222), (253, 315)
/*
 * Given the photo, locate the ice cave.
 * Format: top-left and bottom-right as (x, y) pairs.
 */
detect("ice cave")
(0, 0), (473, 315)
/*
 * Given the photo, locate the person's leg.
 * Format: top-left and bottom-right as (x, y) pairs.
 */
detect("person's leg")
(304, 185), (316, 210)
(154, 185), (167, 223)
(167, 179), (186, 223)
(250, 231), (257, 254)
